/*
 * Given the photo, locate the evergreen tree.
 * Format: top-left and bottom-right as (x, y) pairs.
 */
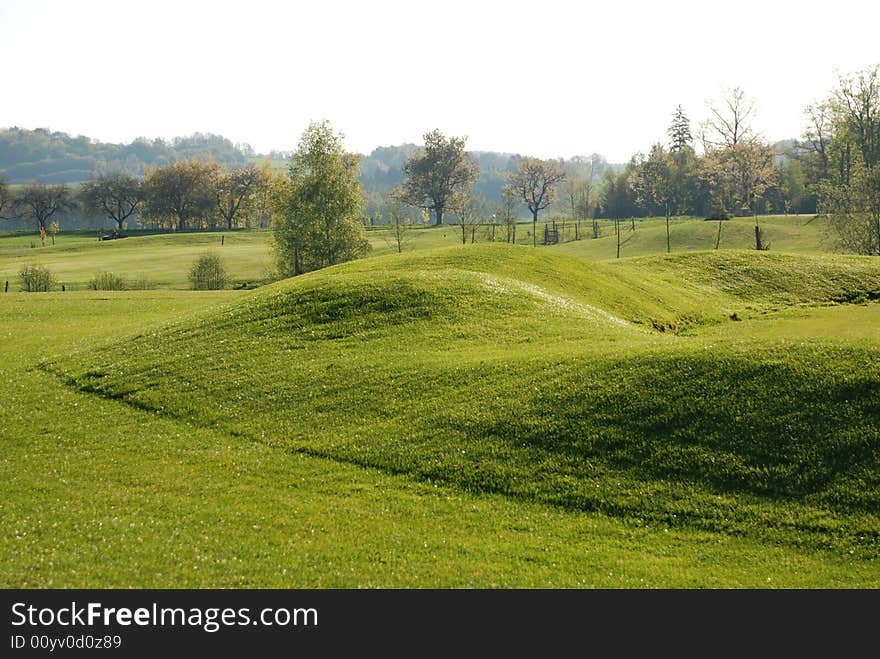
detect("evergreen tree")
(668, 105), (693, 153)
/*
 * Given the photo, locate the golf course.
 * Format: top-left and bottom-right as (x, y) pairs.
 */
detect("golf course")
(2, 217), (878, 587)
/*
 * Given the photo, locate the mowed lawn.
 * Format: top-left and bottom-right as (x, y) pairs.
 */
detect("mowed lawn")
(5, 292), (876, 587)
(0, 214), (837, 291)
(0, 226), (464, 290)
(2, 242), (879, 587)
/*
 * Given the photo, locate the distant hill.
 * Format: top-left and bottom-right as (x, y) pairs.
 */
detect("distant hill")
(1, 127), (641, 229)
(0, 127), (621, 193)
(0, 127), (256, 183)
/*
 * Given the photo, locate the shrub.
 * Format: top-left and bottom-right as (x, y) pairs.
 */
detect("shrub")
(190, 252), (228, 290)
(89, 272), (126, 291)
(19, 264), (56, 292)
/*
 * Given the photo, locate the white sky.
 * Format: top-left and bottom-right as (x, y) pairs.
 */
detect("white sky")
(1, 0), (877, 162)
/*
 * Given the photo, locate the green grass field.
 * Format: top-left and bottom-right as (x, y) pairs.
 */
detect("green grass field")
(2, 226), (878, 587)
(0, 214), (838, 291)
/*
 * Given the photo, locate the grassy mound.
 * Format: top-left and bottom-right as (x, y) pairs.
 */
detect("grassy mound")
(50, 244), (880, 555)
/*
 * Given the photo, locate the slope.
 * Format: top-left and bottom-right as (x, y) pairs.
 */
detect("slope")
(50, 244), (880, 556)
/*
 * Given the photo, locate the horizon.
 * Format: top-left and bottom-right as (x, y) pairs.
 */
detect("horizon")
(1, 0), (878, 162)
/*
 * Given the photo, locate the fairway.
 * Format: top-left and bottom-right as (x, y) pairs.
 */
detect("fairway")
(0, 214), (841, 291)
(3, 241), (878, 587)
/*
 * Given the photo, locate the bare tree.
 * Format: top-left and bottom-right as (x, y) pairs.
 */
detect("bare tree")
(702, 87), (757, 150)
(384, 192), (412, 253)
(506, 157), (566, 246)
(213, 164), (266, 230)
(0, 175), (13, 220)
(15, 182), (77, 231)
(79, 172), (142, 232)
(834, 65), (880, 170)
(802, 101), (834, 180)
(449, 193), (486, 244)
(633, 145), (676, 253)
(494, 186), (520, 244)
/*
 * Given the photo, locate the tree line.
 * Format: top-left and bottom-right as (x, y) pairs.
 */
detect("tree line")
(392, 64), (879, 255)
(0, 160), (280, 233)
(2, 63), (877, 269)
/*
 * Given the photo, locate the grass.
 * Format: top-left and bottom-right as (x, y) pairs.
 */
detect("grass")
(8, 292), (878, 586)
(0, 230), (275, 290)
(0, 214), (841, 290)
(34, 244), (880, 582)
(2, 220), (878, 587)
(550, 214), (836, 260)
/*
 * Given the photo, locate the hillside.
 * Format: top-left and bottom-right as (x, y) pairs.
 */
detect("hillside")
(0, 128), (253, 183)
(50, 245), (880, 557)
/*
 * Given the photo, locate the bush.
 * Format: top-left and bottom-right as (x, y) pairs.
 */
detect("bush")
(189, 252), (228, 290)
(19, 264), (56, 292)
(89, 272), (126, 291)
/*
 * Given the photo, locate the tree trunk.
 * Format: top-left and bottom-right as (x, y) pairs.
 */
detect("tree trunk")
(435, 203), (444, 226)
(754, 210), (764, 251)
(532, 210), (538, 247)
(666, 205), (671, 254)
(616, 218), (621, 258)
(715, 219), (723, 250)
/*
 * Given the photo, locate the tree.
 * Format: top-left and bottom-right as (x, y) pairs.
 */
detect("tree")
(562, 176), (593, 240)
(401, 129), (479, 225)
(801, 101), (834, 182)
(702, 86), (777, 249)
(494, 186), (520, 243)
(701, 87), (756, 150)
(449, 193), (486, 244)
(600, 165), (640, 231)
(189, 252), (228, 290)
(141, 160), (215, 230)
(818, 65), (880, 254)
(834, 65), (880, 169)
(633, 145), (676, 252)
(272, 120), (370, 275)
(506, 157), (566, 246)
(668, 105), (693, 153)
(384, 192), (412, 253)
(79, 171), (142, 232)
(15, 182), (77, 231)
(0, 175), (12, 219)
(249, 164), (285, 229)
(212, 163), (266, 230)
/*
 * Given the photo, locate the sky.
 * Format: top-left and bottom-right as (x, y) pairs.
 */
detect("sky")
(1, 0), (877, 162)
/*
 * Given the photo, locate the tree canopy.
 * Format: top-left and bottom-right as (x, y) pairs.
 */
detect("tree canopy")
(272, 121), (369, 276)
(401, 130), (479, 225)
